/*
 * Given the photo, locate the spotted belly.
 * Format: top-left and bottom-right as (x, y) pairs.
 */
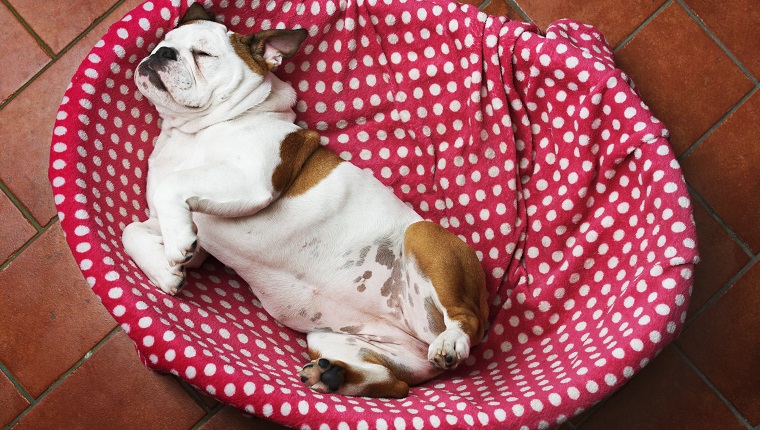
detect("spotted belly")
(253, 237), (437, 343)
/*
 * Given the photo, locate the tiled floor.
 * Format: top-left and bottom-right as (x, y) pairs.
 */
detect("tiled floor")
(0, 0), (758, 428)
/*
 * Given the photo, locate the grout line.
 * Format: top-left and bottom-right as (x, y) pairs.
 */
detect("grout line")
(0, 180), (43, 231)
(179, 379), (215, 414)
(0, 362), (34, 404)
(0, 217), (58, 272)
(190, 403), (226, 430)
(685, 253), (760, 328)
(4, 326), (122, 430)
(505, 0), (531, 23)
(478, 0), (492, 11)
(0, 0), (129, 112)
(675, 0), (759, 85)
(0, 0), (55, 58)
(678, 84), (759, 160)
(613, 0), (673, 53)
(673, 345), (754, 429)
(686, 184), (755, 257)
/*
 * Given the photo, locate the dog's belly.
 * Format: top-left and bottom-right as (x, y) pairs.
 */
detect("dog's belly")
(194, 163), (437, 342)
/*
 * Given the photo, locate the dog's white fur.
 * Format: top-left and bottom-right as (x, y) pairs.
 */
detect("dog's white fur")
(123, 5), (487, 398)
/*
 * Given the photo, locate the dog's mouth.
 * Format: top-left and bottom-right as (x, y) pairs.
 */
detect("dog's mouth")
(137, 62), (168, 92)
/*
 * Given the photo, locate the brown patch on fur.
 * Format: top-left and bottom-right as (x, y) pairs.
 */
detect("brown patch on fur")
(375, 240), (395, 269)
(271, 129), (321, 194)
(358, 349), (411, 398)
(424, 296), (446, 336)
(282, 145), (343, 198)
(380, 258), (404, 311)
(356, 246), (371, 266)
(404, 221), (488, 344)
(360, 348), (413, 385)
(229, 33), (269, 76)
(339, 325), (363, 334)
(362, 376), (409, 399)
(308, 348), (320, 360)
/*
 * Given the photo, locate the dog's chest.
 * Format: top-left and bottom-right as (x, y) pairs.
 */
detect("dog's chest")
(146, 133), (204, 206)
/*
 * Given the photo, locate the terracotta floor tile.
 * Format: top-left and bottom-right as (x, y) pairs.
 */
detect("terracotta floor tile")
(0, 4), (49, 103)
(513, 0), (665, 46)
(453, 0), (522, 20)
(680, 91), (760, 253)
(0, 0), (146, 226)
(482, 0), (523, 21)
(614, 3), (754, 155)
(12, 331), (206, 429)
(9, 0), (120, 54)
(0, 191), (36, 263)
(0, 224), (116, 397)
(687, 198), (750, 317)
(579, 347), (746, 430)
(199, 406), (289, 430)
(683, 0), (760, 79)
(0, 371), (29, 427)
(678, 261), (760, 426)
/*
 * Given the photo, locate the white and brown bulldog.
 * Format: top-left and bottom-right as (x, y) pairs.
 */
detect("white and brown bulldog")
(123, 3), (488, 398)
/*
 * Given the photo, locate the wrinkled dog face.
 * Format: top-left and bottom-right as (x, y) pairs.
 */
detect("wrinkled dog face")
(135, 20), (249, 113)
(135, 4), (307, 117)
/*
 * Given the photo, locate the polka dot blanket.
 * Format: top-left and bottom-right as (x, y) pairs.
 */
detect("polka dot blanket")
(49, 0), (699, 428)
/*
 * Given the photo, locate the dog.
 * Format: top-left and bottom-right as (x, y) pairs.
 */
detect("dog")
(122, 3), (488, 398)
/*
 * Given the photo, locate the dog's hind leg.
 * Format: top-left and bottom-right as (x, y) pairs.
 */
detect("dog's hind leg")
(299, 331), (433, 398)
(122, 217), (207, 295)
(403, 221), (489, 370)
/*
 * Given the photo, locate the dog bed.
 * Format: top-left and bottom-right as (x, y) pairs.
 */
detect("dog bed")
(49, 0), (698, 428)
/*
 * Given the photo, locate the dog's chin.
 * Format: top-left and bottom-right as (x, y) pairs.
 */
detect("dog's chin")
(135, 75), (200, 113)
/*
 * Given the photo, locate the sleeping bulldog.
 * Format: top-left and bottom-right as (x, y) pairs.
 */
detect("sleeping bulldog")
(123, 3), (488, 398)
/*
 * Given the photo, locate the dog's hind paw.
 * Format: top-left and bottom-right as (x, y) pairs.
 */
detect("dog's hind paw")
(428, 327), (471, 370)
(299, 358), (345, 394)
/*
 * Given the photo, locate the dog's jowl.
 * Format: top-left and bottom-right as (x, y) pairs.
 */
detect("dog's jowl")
(123, 3), (488, 398)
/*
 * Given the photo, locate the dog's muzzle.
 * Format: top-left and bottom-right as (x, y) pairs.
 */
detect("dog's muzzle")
(137, 47), (178, 92)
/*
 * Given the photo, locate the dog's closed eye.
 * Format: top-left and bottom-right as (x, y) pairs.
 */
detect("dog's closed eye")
(193, 50), (213, 58)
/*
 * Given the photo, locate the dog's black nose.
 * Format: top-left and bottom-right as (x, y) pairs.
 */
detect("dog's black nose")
(155, 46), (178, 61)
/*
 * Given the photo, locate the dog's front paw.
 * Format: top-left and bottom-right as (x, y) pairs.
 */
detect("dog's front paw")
(428, 327), (471, 370)
(149, 263), (186, 296)
(299, 358), (345, 394)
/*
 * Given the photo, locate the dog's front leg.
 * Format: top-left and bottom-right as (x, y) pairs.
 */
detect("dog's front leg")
(153, 163), (275, 265)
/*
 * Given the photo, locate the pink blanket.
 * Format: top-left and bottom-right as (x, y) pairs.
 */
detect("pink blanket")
(50, 0), (698, 428)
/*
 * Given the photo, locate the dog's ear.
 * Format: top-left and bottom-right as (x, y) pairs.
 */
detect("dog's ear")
(247, 29), (309, 70)
(179, 3), (215, 25)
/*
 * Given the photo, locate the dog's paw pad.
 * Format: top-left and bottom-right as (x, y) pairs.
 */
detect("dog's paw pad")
(428, 327), (471, 370)
(299, 358), (345, 393)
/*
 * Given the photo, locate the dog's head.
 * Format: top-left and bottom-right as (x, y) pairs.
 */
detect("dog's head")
(135, 3), (307, 116)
